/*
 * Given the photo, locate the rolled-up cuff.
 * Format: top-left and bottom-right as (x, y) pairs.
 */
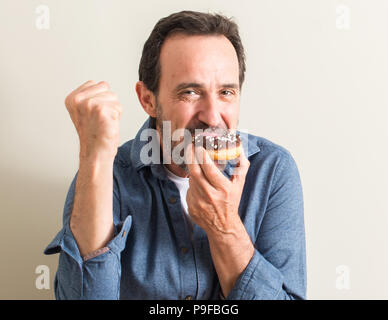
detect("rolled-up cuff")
(226, 249), (284, 300)
(44, 214), (133, 265)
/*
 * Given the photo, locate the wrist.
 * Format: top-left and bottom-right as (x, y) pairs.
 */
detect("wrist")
(208, 219), (253, 253)
(79, 145), (117, 164)
(206, 219), (255, 298)
(205, 216), (248, 244)
(77, 153), (114, 186)
(79, 149), (115, 165)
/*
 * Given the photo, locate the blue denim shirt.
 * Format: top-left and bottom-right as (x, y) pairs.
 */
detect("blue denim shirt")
(44, 117), (306, 300)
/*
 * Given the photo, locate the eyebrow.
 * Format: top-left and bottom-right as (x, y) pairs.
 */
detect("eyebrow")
(174, 82), (239, 92)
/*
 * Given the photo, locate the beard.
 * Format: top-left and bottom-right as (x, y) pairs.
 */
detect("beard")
(155, 99), (230, 173)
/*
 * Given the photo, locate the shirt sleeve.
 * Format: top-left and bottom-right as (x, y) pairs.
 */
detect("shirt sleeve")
(226, 151), (307, 300)
(43, 171), (132, 300)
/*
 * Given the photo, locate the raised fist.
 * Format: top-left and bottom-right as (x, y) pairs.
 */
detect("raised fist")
(64, 80), (123, 161)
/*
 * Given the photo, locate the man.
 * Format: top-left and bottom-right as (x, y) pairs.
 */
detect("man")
(44, 10), (306, 300)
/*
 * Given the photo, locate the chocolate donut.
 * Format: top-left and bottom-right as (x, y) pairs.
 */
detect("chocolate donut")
(192, 132), (242, 161)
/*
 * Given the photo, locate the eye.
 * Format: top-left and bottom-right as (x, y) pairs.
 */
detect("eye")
(221, 90), (234, 96)
(182, 90), (197, 95)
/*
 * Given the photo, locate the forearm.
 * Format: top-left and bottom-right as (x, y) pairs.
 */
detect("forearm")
(45, 171), (133, 300)
(70, 155), (115, 257)
(207, 220), (254, 298)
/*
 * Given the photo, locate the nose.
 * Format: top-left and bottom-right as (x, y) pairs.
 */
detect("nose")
(197, 94), (223, 128)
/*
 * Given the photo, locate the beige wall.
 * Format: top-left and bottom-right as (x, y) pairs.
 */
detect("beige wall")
(1, 0), (387, 299)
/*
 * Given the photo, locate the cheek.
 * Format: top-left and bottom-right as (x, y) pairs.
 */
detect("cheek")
(222, 104), (240, 127)
(172, 103), (197, 125)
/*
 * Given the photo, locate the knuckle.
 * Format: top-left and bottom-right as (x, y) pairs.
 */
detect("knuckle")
(116, 103), (123, 114)
(93, 104), (105, 117)
(98, 81), (110, 90)
(203, 188), (213, 201)
(73, 94), (83, 106)
(85, 97), (95, 110)
(197, 201), (207, 212)
(111, 109), (119, 120)
(64, 95), (71, 108)
(219, 187), (228, 198)
(190, 168), (200, 178)
(110, 92), (118, 100)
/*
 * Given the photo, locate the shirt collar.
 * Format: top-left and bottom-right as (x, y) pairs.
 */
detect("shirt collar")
(128, 117), (157, 170)
(125, 117), (261, 173)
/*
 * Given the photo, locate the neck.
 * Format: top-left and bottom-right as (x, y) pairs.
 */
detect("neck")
(165, 163), (189, 178)
(156, 123), (189, 178)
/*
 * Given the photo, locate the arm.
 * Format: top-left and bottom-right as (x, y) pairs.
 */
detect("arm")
(70, 157), (115, 257)
(65, 79), (123, 256)
(186, 146), (306, 300)
(227, 151), (306, 299)
(44, 80), (130, 299)
(185, 145), (254, 297)
(44, 170), (132, 299)
(206, 220), (255, 298)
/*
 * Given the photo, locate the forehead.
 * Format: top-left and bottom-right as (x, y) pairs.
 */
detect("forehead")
(159, 33), (239, 88)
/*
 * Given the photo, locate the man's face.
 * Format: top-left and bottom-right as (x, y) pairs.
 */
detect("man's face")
(155, 33), (241, 163)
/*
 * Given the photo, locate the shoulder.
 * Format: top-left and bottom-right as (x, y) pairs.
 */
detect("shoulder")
(247, 133), (294, 163)
(245, 134), (301, 182)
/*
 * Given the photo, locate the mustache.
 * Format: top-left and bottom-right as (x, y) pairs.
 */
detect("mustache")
(184, 125), (229, 136)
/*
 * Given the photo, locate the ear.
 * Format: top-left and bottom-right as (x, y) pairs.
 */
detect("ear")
(136, 81), (157, 118)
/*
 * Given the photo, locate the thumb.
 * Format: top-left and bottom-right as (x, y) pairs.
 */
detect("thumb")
(231, 148), (250, 183)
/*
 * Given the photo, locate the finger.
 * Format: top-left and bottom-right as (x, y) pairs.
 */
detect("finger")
(184, 145), (209, 185)
(188, 175), (212, 199)
(77, 81), (111, 101)
(231, 148), (250, 183)
(84, 99), (122, 119)
(185, 146), (219, 203)
(184, 144), (202, 178)
(65, 80), (97, 107)
(73, 80), (98, 94)
(88, 92), (123, 115)
(184, 143), (194, 168)
(89, 91), (118, 102)
(195, 146), (229, 189)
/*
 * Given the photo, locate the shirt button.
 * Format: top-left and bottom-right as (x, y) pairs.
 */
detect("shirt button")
(169, 197), (177, 204)
(185, 295), (193, 300)
(181, 247), (188, 254)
